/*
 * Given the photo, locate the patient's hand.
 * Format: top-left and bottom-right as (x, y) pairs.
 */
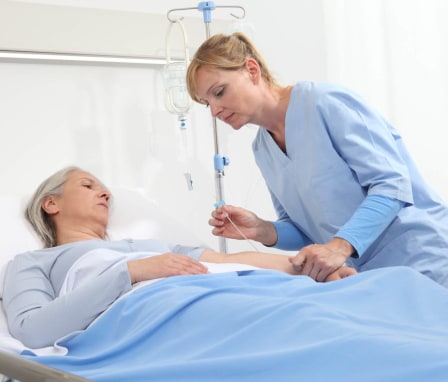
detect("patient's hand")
(325, 266), (357, 282)
(127, 253), (209, 284)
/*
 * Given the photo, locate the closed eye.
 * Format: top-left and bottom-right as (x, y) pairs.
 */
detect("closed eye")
(214, 87), (224, 97)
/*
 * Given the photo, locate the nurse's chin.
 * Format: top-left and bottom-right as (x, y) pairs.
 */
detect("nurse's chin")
(226, 119), (247, 130)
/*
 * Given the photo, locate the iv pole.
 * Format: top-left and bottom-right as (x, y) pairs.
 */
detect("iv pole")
(167, 2), (246, 253)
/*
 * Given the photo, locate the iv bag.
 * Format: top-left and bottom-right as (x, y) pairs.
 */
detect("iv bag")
(163, 61), (192, 114)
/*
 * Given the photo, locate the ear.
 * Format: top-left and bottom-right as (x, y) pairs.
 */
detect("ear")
(245, 58), (261, 84)
(41, 195), (60, 215)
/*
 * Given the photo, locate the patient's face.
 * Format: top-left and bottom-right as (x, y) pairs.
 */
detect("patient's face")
(53, 170), (111, 230)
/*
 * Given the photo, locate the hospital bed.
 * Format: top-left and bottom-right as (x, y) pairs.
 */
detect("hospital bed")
(1, 189), (448, 382)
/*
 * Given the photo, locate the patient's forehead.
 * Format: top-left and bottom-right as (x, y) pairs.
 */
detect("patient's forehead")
(66, 170), (108, 190)
(68, 170), (96, 182)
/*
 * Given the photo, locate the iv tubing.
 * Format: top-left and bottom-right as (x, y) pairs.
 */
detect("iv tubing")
(226, 216), (260, 252)
(165, 17), (189, 64)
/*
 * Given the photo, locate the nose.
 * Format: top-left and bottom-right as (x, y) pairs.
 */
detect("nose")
(209, 101), (222, 118)
(99, 189), (110, 202)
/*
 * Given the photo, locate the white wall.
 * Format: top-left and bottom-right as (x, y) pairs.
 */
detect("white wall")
(322, 0), (448, 202)
(1, 0), (447, 254)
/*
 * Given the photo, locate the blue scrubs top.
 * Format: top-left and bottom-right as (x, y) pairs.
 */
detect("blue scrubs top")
(253, 81), (448, 286)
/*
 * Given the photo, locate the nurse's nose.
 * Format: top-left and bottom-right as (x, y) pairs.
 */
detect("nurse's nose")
(209, 102), (222, 118)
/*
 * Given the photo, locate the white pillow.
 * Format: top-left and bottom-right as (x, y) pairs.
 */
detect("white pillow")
(0, 187), (203, 298)
(0, 195), (41, 298)
(107, 187), (203, 246)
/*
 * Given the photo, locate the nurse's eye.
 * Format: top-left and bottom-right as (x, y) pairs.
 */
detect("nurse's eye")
(214, 87), (224, 97)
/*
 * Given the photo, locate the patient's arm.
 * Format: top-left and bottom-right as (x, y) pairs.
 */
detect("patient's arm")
(200, 249), (299, 275)
(199, 249), (357, 280)
(3, 261), (133, 349)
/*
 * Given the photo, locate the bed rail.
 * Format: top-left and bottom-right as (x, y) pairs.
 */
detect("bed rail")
(0, 350), (89, 382)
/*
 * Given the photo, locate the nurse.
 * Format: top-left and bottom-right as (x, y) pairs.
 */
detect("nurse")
(186, 32), (448, 287)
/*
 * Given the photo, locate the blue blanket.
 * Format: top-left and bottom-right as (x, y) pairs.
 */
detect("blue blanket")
(24, 267), (448, 381)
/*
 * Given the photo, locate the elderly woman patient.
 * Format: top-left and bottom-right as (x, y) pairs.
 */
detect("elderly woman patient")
(2, 166), (356, 349)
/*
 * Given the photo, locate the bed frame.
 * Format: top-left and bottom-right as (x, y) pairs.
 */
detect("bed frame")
(0, 350), (88, 382)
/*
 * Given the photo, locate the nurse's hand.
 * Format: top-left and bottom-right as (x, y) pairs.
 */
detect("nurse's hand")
(288, 238), (354, 282)
(209, 205), (278, 245)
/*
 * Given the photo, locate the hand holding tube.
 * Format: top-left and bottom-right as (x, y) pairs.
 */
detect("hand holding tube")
(209, 205), (278, 245)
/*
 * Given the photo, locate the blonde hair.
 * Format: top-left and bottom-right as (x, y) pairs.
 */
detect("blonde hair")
(25, 166), (82, 248)
(186, 32), (278, 103)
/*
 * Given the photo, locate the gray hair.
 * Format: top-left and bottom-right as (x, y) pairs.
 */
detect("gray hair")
(25, 166), (82, 248)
